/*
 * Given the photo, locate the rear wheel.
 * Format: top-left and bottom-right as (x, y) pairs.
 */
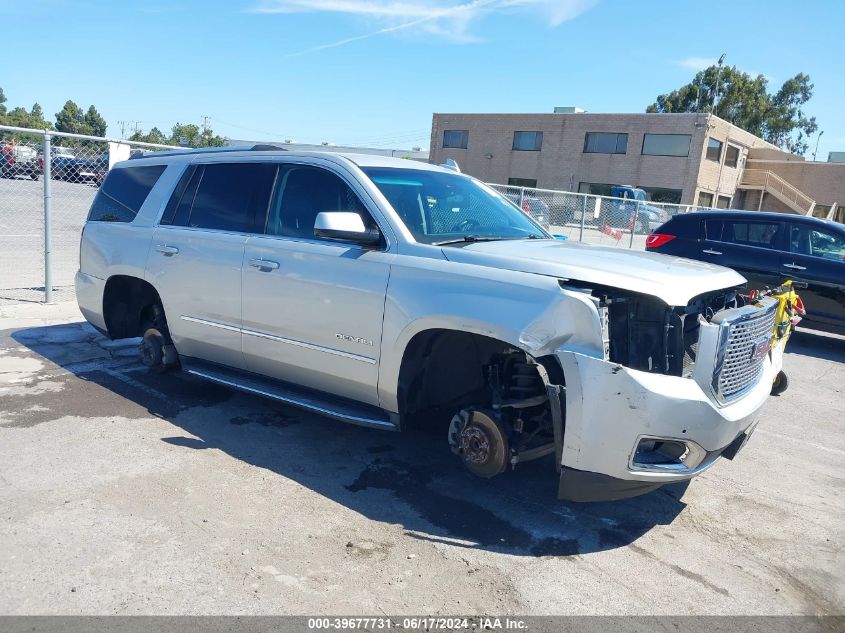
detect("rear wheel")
(138, 304), (179, 373)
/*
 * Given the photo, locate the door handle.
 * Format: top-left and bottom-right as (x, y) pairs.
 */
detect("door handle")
(702, 249), (722, 256)
(155, 244), (179, 256)
(249, 258), (280, 271)
(783, 262), (807, 271)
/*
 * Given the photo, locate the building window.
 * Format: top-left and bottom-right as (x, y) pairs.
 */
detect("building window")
(642, 134), (691, 157)
(512, 131), (543, 151)
(717, 195), (731, 209)
(508, 177), (537, 188)
(583, 132), (628, 154)
(725, 145), (740, 168)
(638, 187), (682, 204)
(578, 182), (616, 197)
(706, 137), (723, 162)
(697, 191), (715, 208)
(443, 130), (468, 149)
(812, 204), (832, 218)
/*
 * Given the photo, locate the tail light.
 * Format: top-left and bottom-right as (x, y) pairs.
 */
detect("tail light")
(522, 201), (530, 214)
(645, 233), (676, 249)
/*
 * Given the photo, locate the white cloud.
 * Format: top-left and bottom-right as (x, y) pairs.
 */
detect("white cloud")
(251, 0), (598, 54)
(675, 57), (717, 72)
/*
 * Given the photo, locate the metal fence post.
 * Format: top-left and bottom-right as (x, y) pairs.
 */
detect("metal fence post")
(518, 187), (525, 210)
(629, 200), (640, 248)
(579, 196), (586, 242)
(42, 131), (53, 303)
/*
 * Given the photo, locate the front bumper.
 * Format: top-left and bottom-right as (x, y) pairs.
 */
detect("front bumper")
(555, 346), (776, 501)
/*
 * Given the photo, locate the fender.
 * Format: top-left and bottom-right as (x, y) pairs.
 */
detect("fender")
(377, 257), (606, 412)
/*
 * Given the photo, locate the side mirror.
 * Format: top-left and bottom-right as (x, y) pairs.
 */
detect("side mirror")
(314, 212), (381, 246)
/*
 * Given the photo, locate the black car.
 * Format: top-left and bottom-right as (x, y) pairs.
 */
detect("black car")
(646, 211), (845, 335)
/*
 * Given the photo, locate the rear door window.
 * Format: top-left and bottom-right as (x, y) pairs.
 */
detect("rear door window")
(704, 219), (723, 240)
(88, 165), (166, 222)
(721, 221), (782, 250)
(167, 163), (277, 233)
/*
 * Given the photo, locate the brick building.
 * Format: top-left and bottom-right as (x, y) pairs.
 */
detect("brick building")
(429, 110), (844, 222)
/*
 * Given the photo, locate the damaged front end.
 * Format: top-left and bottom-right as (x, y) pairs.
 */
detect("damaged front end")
(553, 282), (779, 502)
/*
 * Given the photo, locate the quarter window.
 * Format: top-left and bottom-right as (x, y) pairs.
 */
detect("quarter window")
(706, 138), (723, 162)
(88, 165), (166, 222)
(583, 132), (628, 154)
(512, 131), (543, 151)
(182, 163), (277, 232)
(642, 134), (691, 157)
(443, 130), (469, 149)
(266, 165), (375, 241)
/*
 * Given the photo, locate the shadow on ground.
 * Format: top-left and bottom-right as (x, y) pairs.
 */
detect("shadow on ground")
(8, 321), (691, 558)
(787, 328), (845, 364)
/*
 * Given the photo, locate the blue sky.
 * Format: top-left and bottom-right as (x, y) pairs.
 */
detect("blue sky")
(3, 0), (843, 157)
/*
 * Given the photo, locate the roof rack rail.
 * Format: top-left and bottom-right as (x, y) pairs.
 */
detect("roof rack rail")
(129, 143), (288, 159)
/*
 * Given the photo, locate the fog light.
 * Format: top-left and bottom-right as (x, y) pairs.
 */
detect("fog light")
(631, 437), (706, 472)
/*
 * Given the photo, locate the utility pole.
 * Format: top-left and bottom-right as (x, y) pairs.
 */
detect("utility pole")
(118, 121), (140, 138)
(711, 53), (726, 113)
(812, 130), (824, 161)
(202, 115), (210, 133)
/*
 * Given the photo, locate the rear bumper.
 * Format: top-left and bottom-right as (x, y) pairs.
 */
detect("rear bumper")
(75, 270), (107, 333)
(555, 347), (776, 501)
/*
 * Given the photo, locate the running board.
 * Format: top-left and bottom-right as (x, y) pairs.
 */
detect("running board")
(181, 358), (397, 431)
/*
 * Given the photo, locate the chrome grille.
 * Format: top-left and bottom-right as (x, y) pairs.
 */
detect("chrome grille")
(713, 299), (778, 403)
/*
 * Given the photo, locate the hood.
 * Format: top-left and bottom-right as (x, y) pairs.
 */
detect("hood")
(441, 239), (746, 306)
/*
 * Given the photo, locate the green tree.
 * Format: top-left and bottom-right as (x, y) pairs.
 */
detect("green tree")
(55, 100), (87, 134)
(0, 87), (7, 117)
(129, 126), (171, 145)
(647, 66), (818, 155)
(84, 105), (107, 137)
(169, 122), (226, 148)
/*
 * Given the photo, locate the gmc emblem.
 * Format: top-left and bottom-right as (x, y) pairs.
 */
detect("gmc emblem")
(750, 336), (772, 361)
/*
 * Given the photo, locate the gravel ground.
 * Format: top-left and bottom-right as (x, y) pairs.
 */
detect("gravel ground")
(0, 301), (843, 616)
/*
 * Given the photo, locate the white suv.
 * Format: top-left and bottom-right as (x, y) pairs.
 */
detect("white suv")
(76, 145), (780, 501)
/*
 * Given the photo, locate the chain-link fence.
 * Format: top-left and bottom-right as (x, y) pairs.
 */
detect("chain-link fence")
(1, 124), (720, 304)
(488, 184), (716, 249)
(0, 125), (175, 304)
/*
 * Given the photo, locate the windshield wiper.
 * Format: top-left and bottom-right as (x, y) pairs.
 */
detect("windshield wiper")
(433, 235), (510, 246)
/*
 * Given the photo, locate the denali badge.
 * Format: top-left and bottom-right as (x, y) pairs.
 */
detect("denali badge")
(750, 335), (772, 361)
(336, 333), (374, 346)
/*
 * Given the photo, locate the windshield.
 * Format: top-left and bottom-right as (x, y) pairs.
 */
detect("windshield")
(55, 147), (75, 157)
(363, 167), (549, 244)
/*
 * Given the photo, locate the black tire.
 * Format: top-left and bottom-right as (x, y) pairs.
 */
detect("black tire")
(771, 370), (789, 395)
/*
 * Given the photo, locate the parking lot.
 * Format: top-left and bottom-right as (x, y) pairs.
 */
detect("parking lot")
(0, 300), (842, 615)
